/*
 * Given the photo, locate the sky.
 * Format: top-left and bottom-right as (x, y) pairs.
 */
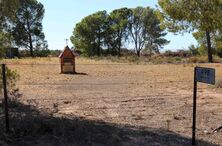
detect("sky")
(38, 0), (197, 51)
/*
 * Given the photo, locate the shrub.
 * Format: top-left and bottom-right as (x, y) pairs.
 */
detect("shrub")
(213, 55), (222, 63)
(0, 67), (19, 90)
(127, 55), (140, 63)
(33, 49), (50, 57)
(189, 44), (199, 56)
(187, 56), (208, 63)
(163, 50), (191, 58)
(49, 50), (62, 57)
(175, 57), (182, 61)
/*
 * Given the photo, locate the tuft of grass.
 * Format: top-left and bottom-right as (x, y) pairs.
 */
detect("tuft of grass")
(213, 55), (222, 63)
(215, 79), (222, 88)
(187, 55), (222, 63)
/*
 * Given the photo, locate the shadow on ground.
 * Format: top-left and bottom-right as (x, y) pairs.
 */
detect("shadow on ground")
(62, 72), (88, 76)
(0, 99), (219, 146)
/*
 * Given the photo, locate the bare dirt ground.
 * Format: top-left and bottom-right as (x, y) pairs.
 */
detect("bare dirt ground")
(1, 57), (222, 146)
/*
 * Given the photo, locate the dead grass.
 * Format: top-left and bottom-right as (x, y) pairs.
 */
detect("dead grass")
(0, 57), (222, 145)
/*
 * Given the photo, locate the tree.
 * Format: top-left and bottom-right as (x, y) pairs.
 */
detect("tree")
(106, 8), (132, 56)
(11, 0), (47, 57)
(0, 0), (20, 89)
(158, 0), (222, 62)
(71, 7), (168, 57)
(71, 11), (108, 56)
(0, 0), (20, 51)
(193, 30), (222, 57)
(129, 7), (168, 56)
(0, 0), (20, 26)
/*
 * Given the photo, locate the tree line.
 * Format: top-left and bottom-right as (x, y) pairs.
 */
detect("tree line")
(2, 0), (222, 62)
(70, 7), (169, 57)
(71, 0), (222, 62)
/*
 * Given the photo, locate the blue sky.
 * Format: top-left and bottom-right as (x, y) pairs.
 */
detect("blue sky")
(38, 0), (197, 51)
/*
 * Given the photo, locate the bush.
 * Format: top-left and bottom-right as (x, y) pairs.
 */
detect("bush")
(163, 50), (191, 58)
(33, 49), (50, 57)
(151, 56), (183, 64)
(0, 67), (19, 90)
(19, 50), (31, 57)
(187, 56), (208, 63)
(216, 48), (222, 57)
(189, 44), (199, 56)
(127, 55), (140, 63)
(49, 50), (62, 57)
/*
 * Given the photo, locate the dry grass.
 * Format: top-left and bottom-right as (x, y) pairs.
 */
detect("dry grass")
(0, 57), (222, 145)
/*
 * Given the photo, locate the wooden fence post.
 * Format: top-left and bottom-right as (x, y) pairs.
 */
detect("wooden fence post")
(2, 64), (9, 133)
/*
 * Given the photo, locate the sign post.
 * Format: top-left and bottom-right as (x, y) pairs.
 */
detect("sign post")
(192, 67), (215, 146)
(192, 67), (197, 146)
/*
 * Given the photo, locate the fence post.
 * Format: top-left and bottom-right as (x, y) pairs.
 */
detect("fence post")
(2, 64), (9, 133)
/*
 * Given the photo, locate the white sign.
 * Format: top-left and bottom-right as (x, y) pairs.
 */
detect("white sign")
(195, 67), (215, 85)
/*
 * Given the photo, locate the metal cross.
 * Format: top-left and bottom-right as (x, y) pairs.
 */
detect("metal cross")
(65, 38), (69, 46)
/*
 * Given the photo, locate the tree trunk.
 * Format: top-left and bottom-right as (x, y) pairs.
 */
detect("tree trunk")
(118, 38), (121, 57)
(107, 44), (110, 55)
(30, 44), (33, 57)
(98, 31), (101, 56)
(28, 34), (34, 57)
(136, 50), (140, 57)
(206, 30), (213, 63)
(97, 43), (100, 56)
(26, 17), (34, 57)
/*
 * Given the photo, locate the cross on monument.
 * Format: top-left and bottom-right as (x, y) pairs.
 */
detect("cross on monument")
(65, 38), (69, 46)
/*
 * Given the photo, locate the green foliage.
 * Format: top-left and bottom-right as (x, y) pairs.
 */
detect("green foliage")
(216, 46), (222, 57)
(192, 30), (222, 57)
(19, 49), (61, 57)
(71, 11), (108, 57)
(0, 0), (20, 53)
(129, 7), (169, 56)
(188, 45), (199, 56)
(105, 8), (132, 56)
(163, 50), (191, 57)
(71, 6), (169, 57)
(0, 67), (19, 90)
(11, 0), (47, 57)
(0, 0), (20, 27)
(158, 0), (222, 62)
(0, 32), (12, 57)
(158, 0), (222, 32)
(33, 49), (50, 57)
(197, 45), (208, 56)
(49, 50), (62, 57)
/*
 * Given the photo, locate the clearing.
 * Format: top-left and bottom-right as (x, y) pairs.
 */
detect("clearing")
(0, 57), (222, 146)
